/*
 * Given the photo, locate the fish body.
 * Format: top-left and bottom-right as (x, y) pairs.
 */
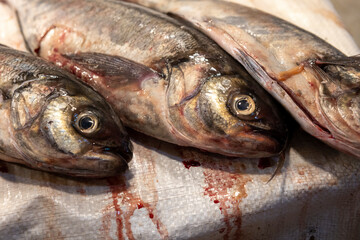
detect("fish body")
(8, 0), (288, 157)
(125, 0), (360, 158)
(0, 2), (27, 51)
(0, 45), (132, 177)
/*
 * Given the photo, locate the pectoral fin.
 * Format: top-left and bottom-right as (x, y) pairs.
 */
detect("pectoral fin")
(316, 55), (360, 68)
(48, 52), (161, 89)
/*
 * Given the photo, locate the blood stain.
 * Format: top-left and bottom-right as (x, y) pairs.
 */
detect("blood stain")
(181, 150), (251, 240)
(101, 144), (169, 240)
(76, 187), (86, 195)
(107, 176), (127, 240)
(182, 160), (201, 169)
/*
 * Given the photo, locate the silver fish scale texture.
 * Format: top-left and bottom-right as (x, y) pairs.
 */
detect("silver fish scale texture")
(0, 129), (360, 239)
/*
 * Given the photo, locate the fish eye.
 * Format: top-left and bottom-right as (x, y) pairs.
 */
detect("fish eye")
(74, 111), (100, 134)
(228, 93), (257, 118)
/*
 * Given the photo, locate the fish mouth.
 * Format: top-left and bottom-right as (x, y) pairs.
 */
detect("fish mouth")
(84, 141), (134, 175)
(101, 142), (134, 164)
(207, 126), (287, 158)
(250, 127), (288, 155)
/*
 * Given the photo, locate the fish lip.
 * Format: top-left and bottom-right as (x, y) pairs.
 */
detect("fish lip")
(92, 141), (134, 163)
(80, 151), (129, 176)
(250, 126), (288, 155)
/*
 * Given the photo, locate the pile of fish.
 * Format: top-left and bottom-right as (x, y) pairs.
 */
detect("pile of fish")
(1, 0), (360, 239)
(0, 0), (359, 177)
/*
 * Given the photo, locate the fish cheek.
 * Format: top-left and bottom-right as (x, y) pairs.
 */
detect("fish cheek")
(11, 92), (90, 168)
(41, 96), (93, 156)
(197, 91), (228, 135)
(12, 116), (71, 168)
(10, 82), (68, 165)
(319, 82), (360, 140)
(11, 81), (55, 130)
(197, 79), (237, 135)
(337, 92), (360, 135)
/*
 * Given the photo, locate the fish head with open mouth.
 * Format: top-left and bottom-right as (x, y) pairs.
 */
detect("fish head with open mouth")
(10, 71), (133, 177)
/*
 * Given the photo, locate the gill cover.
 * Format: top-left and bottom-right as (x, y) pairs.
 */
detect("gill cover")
(10, 78), (74, 169)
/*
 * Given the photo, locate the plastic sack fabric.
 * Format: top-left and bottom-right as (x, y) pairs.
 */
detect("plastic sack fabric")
(0, 1), (359, 239)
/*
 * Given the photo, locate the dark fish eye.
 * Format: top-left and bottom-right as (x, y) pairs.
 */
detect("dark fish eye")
(74, 111), (100, 134)
(79, 116), (95, 130)
(228, 93), (257, 118)
(237, 99), (250, 111)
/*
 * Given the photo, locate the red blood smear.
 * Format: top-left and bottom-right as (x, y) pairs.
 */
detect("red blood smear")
(182, 160), (201, 169)
(107, 177), (127, 240)
(103, 145), (169, 240)
(76, 187), (86, 195)
(257, 158), (272, 169)
(181, 150), (251, 240)
(0, 163), (8, 173)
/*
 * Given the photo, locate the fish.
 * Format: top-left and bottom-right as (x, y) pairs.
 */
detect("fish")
(7, 0), (288, 158)
(124, 0), (360, 158)
(0, 44), (133, 177)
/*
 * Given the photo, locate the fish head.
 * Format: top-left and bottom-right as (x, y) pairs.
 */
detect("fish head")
(177, 74), (288, 157)
(318, 64), (360, 143)
(11, 77), (132, 177)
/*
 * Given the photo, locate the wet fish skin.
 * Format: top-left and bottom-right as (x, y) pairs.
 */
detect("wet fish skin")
(0, 45), (132, 177)
(8, 0), (288, 157)
(0, 2), (27, 51)
(126, 0), (360, 158)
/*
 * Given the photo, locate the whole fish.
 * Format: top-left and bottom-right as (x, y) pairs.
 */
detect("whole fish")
(125, 0), (360, 158)
(8, 0), (288, 158)
(0, 44), (133, 177)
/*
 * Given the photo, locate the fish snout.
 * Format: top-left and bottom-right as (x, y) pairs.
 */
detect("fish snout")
(253, 126), (288, 154)
(101, 141), (134, 164)
(86, 140), (133, 175)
